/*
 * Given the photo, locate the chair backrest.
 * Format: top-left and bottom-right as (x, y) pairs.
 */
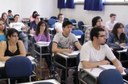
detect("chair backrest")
(72, 29), (83, 36)
(78, 21), (84, 31)
(70, 19), (77, 24)
(5, 56), (33, 78)
(98, 69), (124, 84)
(48, 19), (56, 28)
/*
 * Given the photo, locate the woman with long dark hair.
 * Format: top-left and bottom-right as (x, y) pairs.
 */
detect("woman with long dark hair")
(34, 20), (50, 42)
(107, 22), (128, 48)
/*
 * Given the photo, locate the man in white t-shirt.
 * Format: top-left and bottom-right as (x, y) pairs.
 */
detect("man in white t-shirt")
(106, 13), (117, 32)
(54, 13), (64, 33)
(79, 27), (123, 73)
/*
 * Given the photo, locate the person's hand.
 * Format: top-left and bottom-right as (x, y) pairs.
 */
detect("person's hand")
(120, 43), (126, 47)
(65, 48), (73, 53)
(116, 66), (124, 73)
(100, 60), (110, 65)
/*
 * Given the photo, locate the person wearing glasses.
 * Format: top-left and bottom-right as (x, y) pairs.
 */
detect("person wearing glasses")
(79, 28), (123, 73)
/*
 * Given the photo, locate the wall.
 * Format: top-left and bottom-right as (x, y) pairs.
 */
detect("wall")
(61, 5), (128, 25)
(0, 0), (59, 19)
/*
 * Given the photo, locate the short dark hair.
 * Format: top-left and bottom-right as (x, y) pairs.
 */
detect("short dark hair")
(90, 27), (105, 41)
(7, 28), (19, 38)
(110, 13), (116, 17)
(58, 13), (63, 19)
(92, 16), (102, 27)
(14, 14), (19, 18)
(62, 21), (73, 28)
(8, 10), (12, 13)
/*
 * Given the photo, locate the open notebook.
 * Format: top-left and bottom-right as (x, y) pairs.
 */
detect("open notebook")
(99, 65), (126, 75)
(62, 51), (79, 56)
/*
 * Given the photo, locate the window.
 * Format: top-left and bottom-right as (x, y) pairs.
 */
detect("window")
(74, 0), (128, 3)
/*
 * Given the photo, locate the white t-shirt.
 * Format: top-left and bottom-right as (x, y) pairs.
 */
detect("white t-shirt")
(78, 41), (116, 69)
(54, 22), (63, 32)
(10, 22), (25, 31)
(105, 21), (117, 31)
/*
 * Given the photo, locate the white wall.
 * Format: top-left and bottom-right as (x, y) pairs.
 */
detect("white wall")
(61, 5), (128, 25)
(0, 0), (59, 19)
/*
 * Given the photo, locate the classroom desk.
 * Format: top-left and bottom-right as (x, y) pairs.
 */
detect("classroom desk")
(54, 51), (79, 83)
(34, 41), (50, 79)
(79, 65), (127, 84)
(18, 79), (60, 84)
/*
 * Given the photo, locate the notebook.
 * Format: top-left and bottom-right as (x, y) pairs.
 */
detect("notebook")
(62, 51), (79, 56)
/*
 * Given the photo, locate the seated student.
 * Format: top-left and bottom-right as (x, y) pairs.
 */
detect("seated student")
(0, 28), (26, 82)
(30, 14), (40, 35)
(0, 19), (6, 41)
(79, 28), (123, 73)
(1, 12), (9, 27)
(9, 14), (28, 52)
(34, 21), (51, 42)
(52, 21), (81, 84)
(107, 22), (128, 48)
(54, 13), (64, 33)
(84, 16), (109, 42)
(34, 21), (52, 71)
(0, 28), (26, 61)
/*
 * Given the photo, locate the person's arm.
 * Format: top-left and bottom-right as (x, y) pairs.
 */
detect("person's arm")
(81, 60), (110, 69)
(74, 41), (81, 50)
(0, 41), (10, 61)
(111, 59), (124, 73)
(107, 33), (120, 48)
(18, 40), (26, 56)
(52, 42), (72, 53)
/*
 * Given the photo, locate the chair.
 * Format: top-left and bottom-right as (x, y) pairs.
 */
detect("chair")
(48, 19), (56, 28)
(5, 56), (33, 84)
(98, 69), (124, 84)
(78, 21), (85, 31)
(72, 29), (83, 36)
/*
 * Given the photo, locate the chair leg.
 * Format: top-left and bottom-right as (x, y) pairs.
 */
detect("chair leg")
(8, 78), (10, 84)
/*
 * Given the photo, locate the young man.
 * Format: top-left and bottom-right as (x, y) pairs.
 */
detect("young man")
(52, 21), (81, 84)
(79, 27), (123, 73)
(54, 13), (64, 33)
(106, 13), (117, 32)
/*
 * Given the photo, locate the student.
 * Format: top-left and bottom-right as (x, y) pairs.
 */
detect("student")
(52, 21), (81, 84)
(106, 13), (117, 32)
(34, 21), (50, 42)
(107, 22), (128, 48)
(54, 13), (64, 33)
(30, 14), (40, 35)
(34, 21), (51, 70)
(0, 19), (6, 41)
(1, 12), (9, 27)
(79, 28), (123, 73)
(30, 11), (38, 22)
(0, 28), (26, 61)
(84, 16), (108, 42)
(9, 14), (28, 52)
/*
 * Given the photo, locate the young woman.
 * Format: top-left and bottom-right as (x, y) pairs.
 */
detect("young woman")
(34, 21), (51, 42)
(0, 28), (26, 61)
(1, 12), (9, 27)
(107, 22), (128, 48)
(0, 19), (6, 41)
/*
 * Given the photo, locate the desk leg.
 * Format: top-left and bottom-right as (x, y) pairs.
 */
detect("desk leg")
(65, 58), (68, 83)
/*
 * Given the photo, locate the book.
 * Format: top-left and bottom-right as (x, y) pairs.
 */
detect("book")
(62, 51), (79, 56)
